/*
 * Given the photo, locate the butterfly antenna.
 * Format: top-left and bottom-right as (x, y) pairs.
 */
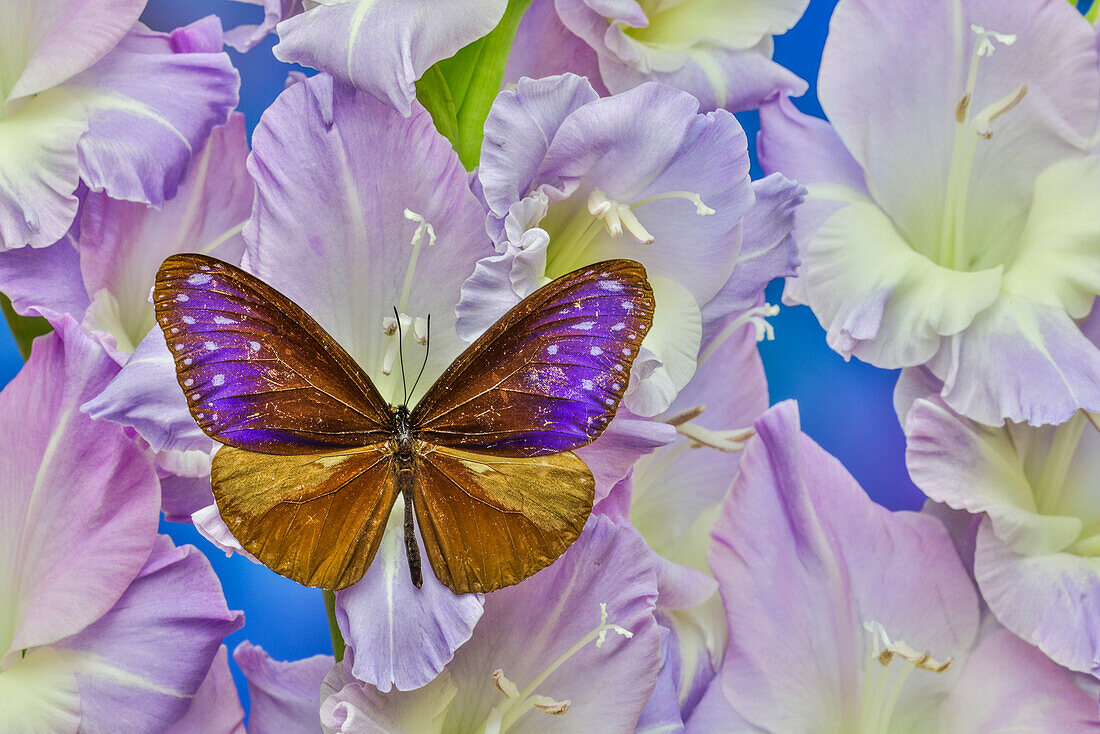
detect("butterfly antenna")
(395, 306), (409, 406)
(409, 313), (431, 400)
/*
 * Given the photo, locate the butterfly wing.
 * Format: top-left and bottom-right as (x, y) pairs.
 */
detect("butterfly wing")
(410, 260), (655, 457)
(154, 254), (392, 454)
(211, 445), (398, 589)
(412, 444), (594, 593)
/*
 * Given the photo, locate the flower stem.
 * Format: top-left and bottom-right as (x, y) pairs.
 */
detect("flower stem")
(323, 589), (346, 662)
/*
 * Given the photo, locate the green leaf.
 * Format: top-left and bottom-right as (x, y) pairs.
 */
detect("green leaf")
(429, 0), (534, 169)
(1, 292), (51, 360)
(415, 65), (461, 150)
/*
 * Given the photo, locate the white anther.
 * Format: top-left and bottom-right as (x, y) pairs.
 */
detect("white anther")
(676, 423), (754, 453)
(530, 696), (571, 715)
(586, 189), (654, 244)
(863, 621), (953, 673)
(973, 83), (1027, 139)
(382, 316), (399, 336)
(493, 669), (520, 699)
(412, 316), (429, 345)
(971, 25), (1016, 57)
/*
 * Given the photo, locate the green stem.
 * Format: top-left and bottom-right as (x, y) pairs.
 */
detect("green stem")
(323, 590), (346, 662)
(1, 292), (51, 360)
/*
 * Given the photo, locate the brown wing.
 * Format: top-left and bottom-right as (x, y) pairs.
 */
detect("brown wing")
(211, 445), (398, 589)
(409, 259), (654, 457)
(154, 254), (393, 455)
(412, 444), (594, 594)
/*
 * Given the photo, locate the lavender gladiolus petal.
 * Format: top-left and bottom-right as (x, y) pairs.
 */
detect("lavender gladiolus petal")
(223, 0), (304, 52)
(335, 524), (483, 692)
(0, 225), (87, 320)
(54, 537), (244, 734)
(0, 317), (160, 657)
(635, 628), (684, 733)
(66, 17), (240, 208)
(504, 0), (607, 92)
(234, 642), (333, 734)
(165, 646), (246, 734)
(273, 0), (508, 114)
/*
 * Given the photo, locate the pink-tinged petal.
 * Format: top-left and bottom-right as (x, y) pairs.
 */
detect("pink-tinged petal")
(165, 646), (246, 734)
(921, 500), (982, 591)
(820, 0), (1099, 259)
(64, 17), (240, 208)
(892, 365), (943, 430)
(234, 641), (333, 734)
(0, 87), (86, 249)
(683, 676), (754, 733)
(710, 401), (978, 731)
(78, 112), (252, 357)
(192, 503), (260, 564)
(223, 0), (304, 53)
(659, 600), (727, 723)
(273, 0), (508, 115)
(0, 318), (159, 658)
(803, 200), (1003, 368)
(1, 0), (144, 103)
(0, 224), (86, 319)
(245, 73), (491, 408)
(700, 173), (803, 331)
(82, 327), (209, 453)
(335, 525), (483, 693)
(504, 0), (608, 93)
(938, 624), (1100, 731)
(929, 295), (1100, 426)
(975, 520), (1100, 677)
(479, 74), (600, 221)
(54, 536), (243, 734)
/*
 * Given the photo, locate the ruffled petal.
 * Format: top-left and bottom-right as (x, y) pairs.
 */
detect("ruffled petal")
(0, 223), (87, 319)
(223, 0), (304, 53)
(974, 521), (1100, 677)
(273, 0), (508, 115)
(803, 200), (1002, 368)
(0, 318), (159, 658)
(65, 17), (239, 208)
(335, 523), (483, 693)
(930, 294), (1100, 425)
(234, 641), (333, 734)
(54, 536), (243, 733)
(0, 88), (86, 249)
(504, 0), (607, 92)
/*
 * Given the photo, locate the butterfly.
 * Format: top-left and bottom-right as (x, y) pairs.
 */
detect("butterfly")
(153, 253), (655, 594)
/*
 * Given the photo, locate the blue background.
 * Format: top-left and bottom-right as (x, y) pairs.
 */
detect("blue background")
(0, 0), (934, 715)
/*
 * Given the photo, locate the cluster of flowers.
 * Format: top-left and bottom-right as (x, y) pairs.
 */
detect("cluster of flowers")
(1, 0), (1099, 731)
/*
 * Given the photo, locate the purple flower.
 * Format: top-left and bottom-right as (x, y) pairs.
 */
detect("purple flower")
(223, 0), (303, 52)
(319, 516), (662, 733)
(459, 73), (779, 418)
(905, 381), (1100, 678)
(271, 0), (508, 114)
(553, 0), (808, 112)
(759, 0), (1100, 426)
(3, 113), (254, 521)
(0, 319), (242, 731)
(234, 642), (333, 734)
(697, 400), (1097, 731)
(0, 6), (239, 249)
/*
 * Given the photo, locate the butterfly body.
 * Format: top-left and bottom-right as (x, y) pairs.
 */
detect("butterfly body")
(155, 254), (655, 594)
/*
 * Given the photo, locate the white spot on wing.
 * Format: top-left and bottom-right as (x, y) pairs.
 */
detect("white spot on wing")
(182, 315), (196, 324)
(184, 378), (194, 387)
(183, 358), (193, 365)
(621, 300), (633, 310)
(188, 273), (212, 285)
(575, 321), (595, 330)
(213, 316), (236, 325)
(212, 374), (225, 387)
(176, 294), (189, 302)
(249, 341), (261, 352)
(582, 379), (594, 390)
(600, 280), (623, 292)
(204, 341), (216, 351)
(622, 348), (632, 356)
(547, 345), (559, 355)
(612, 322), (625, 331)
(589, 346), (603, 356)
(604, 398), (614, 405)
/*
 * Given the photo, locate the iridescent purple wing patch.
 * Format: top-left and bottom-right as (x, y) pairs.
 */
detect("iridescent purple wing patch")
(153, 254), (392, 454)
(411, 259), (655, 457)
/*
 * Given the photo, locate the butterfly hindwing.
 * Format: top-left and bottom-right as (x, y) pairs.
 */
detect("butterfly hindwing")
(412, 444), (594, 594)
(154, 254), (392, 454)
(211, 445), (398, 589)
(410, 259), (655, 457)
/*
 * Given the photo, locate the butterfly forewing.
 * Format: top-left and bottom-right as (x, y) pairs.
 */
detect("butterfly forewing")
(412, 445), (594, 594)
(154, 254), (392, 454)
(410, 260), (655, 457)
(211, 445), (398, 589)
